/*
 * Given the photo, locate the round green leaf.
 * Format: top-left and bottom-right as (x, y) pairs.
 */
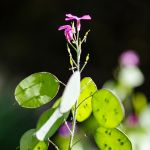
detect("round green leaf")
(36, 108), (69, 141)
(20, 129), (48, 150)
(15, 72), (60, 108)
(92, 89), (124, 128)
(76, 77), (97, 122)
(94, 127), (132, 150)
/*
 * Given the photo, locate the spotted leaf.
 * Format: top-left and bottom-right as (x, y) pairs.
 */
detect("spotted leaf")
(76, 77), (97, 122)
(94, 127), (132, 150)
(92, 89), (124, 128)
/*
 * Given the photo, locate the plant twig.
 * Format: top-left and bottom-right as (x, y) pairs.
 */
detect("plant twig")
(76, 91), (97, 109)
(69, 42), (77, 52)
(71, 134), (87, 148)
(69, 102), (78, 150)
(81, 29), (90, 44)
(76, 95), (92, 109)
(69, 67), (77, 70)
(48, 139), (59, 150)
(68, 30), (81, 150)
(80, 62), (87, 73)
(80, 53), (89, 73)
(64, 119), (73, 135)
(68, 49), (78, 67)
(58, 80), (66, 86)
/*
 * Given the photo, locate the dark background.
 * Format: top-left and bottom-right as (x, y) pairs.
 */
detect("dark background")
(0, 0), (150, 149)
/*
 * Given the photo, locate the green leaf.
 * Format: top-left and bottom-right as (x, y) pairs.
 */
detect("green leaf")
(20, 129), (48, 150)
(33, 141), (49, 150)
(52, 97), (61, 109)
(76, 77), (97, 122)
(15, 72), (60, 108)
(92, 89), (124, 128)
(132, 92), (147, 114)
(36, 108), (69, 141)
(94, 127), (132, 150)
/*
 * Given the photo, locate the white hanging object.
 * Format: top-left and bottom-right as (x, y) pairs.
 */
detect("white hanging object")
(60, 71), (80, 113)
(36, 108), (63, 141)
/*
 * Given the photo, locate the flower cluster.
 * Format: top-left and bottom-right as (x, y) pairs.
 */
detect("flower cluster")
(58, 14), (91, 42)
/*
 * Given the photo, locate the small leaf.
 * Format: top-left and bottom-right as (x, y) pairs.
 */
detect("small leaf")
(33, 141), (49, 150)
(52, 97), (61, 109)
(15, 72), (59, 108)
(92, 89), (124, 128)
(36, 108), (69, 141)
(60, 71), (80, 113)
(76, 77), (97, 122)
(20, 129), (48, 150)
(94, 127), (132, 150)
(86, 53), (89, 62)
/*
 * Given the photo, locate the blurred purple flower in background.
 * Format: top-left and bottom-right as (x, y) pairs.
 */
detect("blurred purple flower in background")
(119, 50), (140, 66)
(127, 113), (139, 127)
(58, 25), (73, 42)
(65, 14), (91, 31)
(58, 121), (72, 137)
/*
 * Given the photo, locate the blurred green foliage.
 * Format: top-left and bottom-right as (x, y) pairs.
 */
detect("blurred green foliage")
(0, 81), (37, 149)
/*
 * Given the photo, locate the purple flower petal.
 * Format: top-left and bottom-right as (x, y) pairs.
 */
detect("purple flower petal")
(65, 14), (91, 31)
(65, 29), (73, 42)
(80, 15), (91, 20)
(58, 25), (71, 31)
(65, 14), (79, 21)
(77, 20), (81, 31)
(65, 14), (91, 21)
(58, 25), (73, 42)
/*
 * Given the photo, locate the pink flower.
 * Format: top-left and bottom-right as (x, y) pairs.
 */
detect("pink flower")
(58, 25), (73, 42)
(65, 14), (91, 31)
(119, 50), (140, 66)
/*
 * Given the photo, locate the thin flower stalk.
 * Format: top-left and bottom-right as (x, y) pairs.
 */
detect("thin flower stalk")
(58, 14), (91, 150)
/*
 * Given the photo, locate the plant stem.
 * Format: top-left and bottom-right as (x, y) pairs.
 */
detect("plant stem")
(69, 103), (78, 150)
(71, 134), (87, 148)
(64, 119), (73, 135)
(58, 80), (66, 86)
(68, 30), (81, 150)
(80, 61), (87, 73)
(48, 139), (59, 150)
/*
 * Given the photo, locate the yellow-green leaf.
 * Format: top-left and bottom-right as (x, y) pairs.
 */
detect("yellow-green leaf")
(76, 77), (97, 122)
(52, 97), (61, 109)
(92, 89), (124, 128)
(94, 127), (132, 150)
(34, 141), (48, 150)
